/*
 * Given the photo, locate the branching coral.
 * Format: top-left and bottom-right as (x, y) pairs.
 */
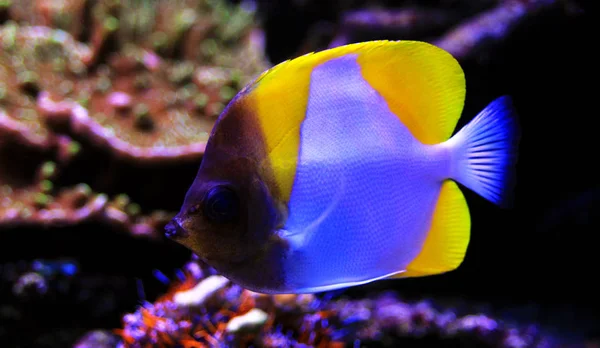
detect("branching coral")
(112, 260), (558, 348)
(432, 0), (570, 61)
(327, 7), (462, 49)
(296, 0), (580, 63)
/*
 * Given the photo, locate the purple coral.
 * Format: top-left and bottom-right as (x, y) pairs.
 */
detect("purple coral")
(112, 260), (559, 348)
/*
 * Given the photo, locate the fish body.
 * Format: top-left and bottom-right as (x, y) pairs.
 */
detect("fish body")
(165, 40), (520, 294)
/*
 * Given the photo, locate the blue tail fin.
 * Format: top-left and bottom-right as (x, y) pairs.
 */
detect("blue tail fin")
(448, 96), (520, 208)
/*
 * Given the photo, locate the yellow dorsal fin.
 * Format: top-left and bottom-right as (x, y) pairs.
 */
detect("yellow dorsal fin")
(357, 41), (466, 144)
(248, 42), (386, 202)
(394, 180), (471, 278)
(246, 40), (466, 202)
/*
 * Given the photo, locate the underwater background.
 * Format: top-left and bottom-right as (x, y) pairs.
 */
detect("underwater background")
(0, 0), (596, 347)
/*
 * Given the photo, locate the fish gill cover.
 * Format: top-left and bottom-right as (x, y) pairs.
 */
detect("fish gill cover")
(0, 0), (596, 347)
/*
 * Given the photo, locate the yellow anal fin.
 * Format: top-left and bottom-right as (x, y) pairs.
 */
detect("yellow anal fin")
(394, 180), (471, 278)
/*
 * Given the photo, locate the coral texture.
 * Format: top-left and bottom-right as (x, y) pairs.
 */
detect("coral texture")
(114, 260), (557, 348)
(0, 0), (268, 238)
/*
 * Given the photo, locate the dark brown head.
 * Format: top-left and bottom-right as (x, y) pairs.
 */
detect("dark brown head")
(165, 91), (284, 269)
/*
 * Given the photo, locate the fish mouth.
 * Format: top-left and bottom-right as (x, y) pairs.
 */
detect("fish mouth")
(164, 218), (189, 239)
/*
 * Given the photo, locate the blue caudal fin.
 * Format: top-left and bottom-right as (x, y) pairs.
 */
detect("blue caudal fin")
(447, 96), (521, 208)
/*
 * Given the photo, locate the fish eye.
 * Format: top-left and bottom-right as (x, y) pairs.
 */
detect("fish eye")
(203, 185), (240, 224)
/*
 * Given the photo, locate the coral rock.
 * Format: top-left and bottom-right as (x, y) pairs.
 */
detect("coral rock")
(113, 261), (560, 347)
(0, 0), (270, 238)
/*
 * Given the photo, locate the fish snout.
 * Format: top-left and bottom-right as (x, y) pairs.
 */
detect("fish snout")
(164, 219), (189, 239)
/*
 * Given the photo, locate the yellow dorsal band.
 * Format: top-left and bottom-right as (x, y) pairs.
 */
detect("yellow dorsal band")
(247, 41), (466, 202)
(358, 41), (466, 144)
